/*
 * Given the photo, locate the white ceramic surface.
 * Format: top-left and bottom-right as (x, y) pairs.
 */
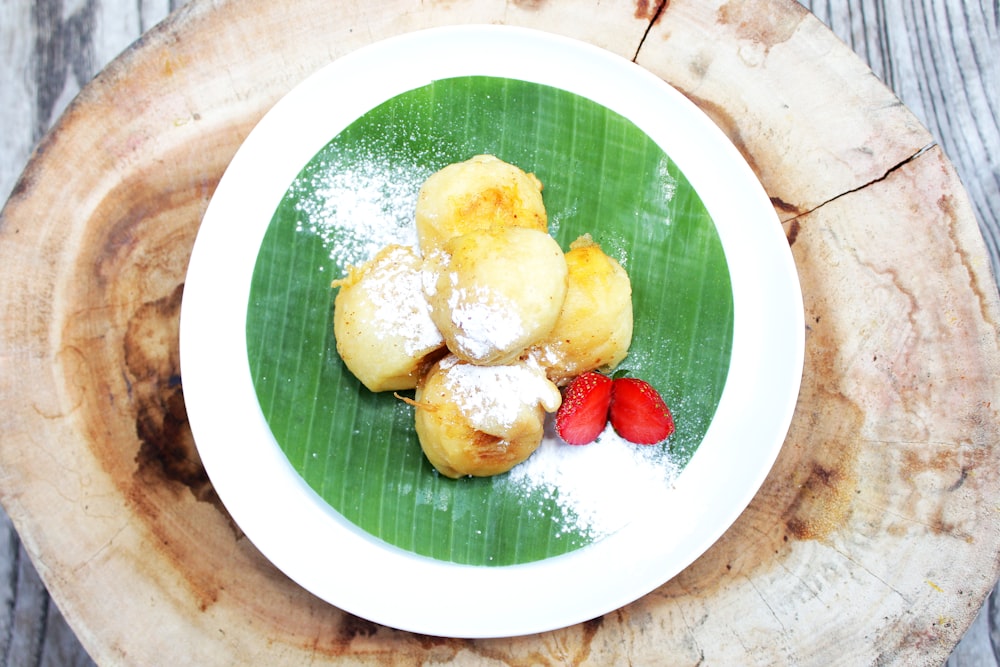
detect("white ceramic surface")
(180, 25), (804, 638)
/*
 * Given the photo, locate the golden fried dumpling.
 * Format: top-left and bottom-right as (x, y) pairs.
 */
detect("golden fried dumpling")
(412, 355), (561, 478)
(414, 154), (548, 253)
(425, 226), (568, 366)
(332, 244), (445, 392)
(531, 235), (633, 384)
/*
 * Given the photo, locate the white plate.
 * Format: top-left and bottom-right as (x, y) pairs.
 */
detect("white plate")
(180, 25), (803, 638)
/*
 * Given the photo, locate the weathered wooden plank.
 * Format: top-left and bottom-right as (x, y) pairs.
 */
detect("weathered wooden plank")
(1, 0), (159, 662)
(1, 0), (997, 664)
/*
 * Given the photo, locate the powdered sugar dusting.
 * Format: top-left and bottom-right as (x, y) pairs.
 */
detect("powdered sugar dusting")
(292, 142), (681, 547)
(291, 150), (429, 268)
(658, 154), (678, 206)
(504, 425), (681, 540)
(447, 283), (525, 360)
(439, 357), (560, 432)
(360, 246), (443, 355)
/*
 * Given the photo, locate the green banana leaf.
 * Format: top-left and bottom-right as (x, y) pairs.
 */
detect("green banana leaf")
(246, 76), (733, 566)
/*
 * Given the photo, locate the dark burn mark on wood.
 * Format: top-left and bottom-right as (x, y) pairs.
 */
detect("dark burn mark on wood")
(947, 467), (969, 492)
(786, 218), (801, 245)
(634, 0), (656, 20)
(783, 451), (856, 541)
(771, 195), (802, 215)
(337, 613), (380, 640)
(133, 384), (209, 497)
(125, 283), (219, 508)
(581, 615), (605, 646)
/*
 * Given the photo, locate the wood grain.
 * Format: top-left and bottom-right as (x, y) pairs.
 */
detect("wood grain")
(1, 0), (997, 664)
(803, 0), (1000, 297)
(794, 6), (1000, 661)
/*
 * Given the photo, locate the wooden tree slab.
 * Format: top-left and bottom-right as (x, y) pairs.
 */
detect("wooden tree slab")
(1, 0), (998, 664)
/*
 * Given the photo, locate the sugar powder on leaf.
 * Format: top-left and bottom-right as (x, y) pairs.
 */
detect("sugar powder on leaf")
(291, 148), (430, 268)
(504, 425), (681, 540)
(303, 144), (677, 547)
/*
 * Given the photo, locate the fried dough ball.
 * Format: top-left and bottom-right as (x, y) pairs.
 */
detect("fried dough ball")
(412, 355), (561, 478)
(414, 154), (548, 253)
(531, 235), (633, 384)
(425, 226), (568, 365)
(332, 244), (445, 392)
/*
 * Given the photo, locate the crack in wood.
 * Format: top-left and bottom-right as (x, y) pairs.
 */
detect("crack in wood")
(830, 542), (913, 604)
(632, 0), (669, 62)
(786, 141), (938, 223)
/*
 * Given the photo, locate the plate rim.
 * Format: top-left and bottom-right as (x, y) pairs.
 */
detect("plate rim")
(179, 23), (804, 638)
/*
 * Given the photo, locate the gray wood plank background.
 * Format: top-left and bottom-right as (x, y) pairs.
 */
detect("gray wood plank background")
(1, 0), (997, 664)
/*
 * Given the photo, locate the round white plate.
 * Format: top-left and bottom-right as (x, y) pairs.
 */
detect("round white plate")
(180, 25), (803, 638)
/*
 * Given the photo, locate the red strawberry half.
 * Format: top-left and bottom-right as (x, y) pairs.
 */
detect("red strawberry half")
(555, 371), (613, 445)
(609, 377), (675, 444)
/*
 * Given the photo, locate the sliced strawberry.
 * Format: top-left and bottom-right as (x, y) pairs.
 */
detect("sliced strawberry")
(555, 372), (613, 445)
(609, 377), (675, 444)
